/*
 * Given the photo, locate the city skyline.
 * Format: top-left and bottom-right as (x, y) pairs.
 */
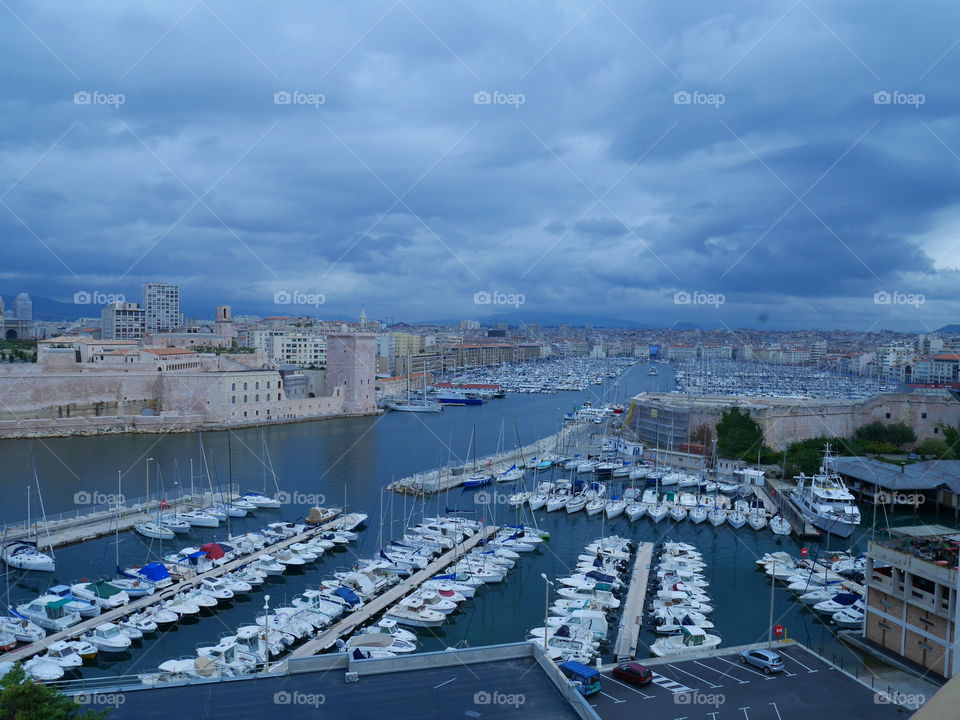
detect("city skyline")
(2, 3), (959, 331)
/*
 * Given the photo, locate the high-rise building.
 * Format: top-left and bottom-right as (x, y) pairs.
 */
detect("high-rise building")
(142, 283), (182, 333)
(101, 302), (145, 340)
(14, 293), (32, 320)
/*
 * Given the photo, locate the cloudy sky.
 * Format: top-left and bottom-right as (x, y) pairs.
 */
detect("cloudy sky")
(2, 1), (959, 330)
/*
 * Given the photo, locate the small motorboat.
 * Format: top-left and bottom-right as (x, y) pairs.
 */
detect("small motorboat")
(83, 622), (133, 653)
(241, 492), (282, 509)
(650, 626), (722, 657)
(770, 514), (791, 535)
(727, 511), (747, 529)
(23, 656), (65, 681)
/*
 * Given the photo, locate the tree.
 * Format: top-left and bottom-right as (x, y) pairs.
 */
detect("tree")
(914, 438), (955, 460)
(940, 422), (960, 458)
(715, 407), (765, 461)
(853, 421), (916, 451)
(0, 664), (108, 719)
(781, 435), (850, 477)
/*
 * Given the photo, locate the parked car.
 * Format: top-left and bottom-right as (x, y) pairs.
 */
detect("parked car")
(611, 661), (653, 686)
(738, 648), (784, 674)
(558, 661), (602, 696)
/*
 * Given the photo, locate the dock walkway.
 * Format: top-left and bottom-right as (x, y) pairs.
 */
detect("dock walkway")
(613, 541), (653, 661)
(754, 481), (820, 538)
(1, 515), (346, 664)
(284, 525), (499, 661)
(3, 490), (236, 550)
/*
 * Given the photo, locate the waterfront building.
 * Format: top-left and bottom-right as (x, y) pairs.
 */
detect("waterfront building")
(101, 301), (146, 340)
(865, 526), (960, 679)
(142, 282), (182, 332)
(270, 333), (326, 368)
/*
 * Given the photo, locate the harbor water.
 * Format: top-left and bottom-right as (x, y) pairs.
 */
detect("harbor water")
(0, 362), (935, 678)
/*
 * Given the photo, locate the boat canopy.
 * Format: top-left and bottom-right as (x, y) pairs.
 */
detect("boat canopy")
(333, 587), (361, 606)
(199, 543), (228, 560)
(89, 580), (124, 598)
(137, 562), (171, 582)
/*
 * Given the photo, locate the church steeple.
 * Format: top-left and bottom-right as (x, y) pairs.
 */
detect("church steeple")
(359, 307), (368, 331)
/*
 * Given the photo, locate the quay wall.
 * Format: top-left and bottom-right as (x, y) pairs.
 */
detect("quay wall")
(632, 392), (958, 450)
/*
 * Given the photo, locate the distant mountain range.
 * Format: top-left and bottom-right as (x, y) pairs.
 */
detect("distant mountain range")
(935, 324), (960, 334)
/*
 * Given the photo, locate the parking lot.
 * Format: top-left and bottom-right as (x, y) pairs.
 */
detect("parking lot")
(591, 646), (913, 719)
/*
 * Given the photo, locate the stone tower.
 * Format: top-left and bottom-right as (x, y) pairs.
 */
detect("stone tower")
(324, 332), (377, 413)
(214, 305), (235, 342)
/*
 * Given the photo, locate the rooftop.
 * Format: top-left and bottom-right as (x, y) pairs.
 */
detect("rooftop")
(834, 457), (960, 493)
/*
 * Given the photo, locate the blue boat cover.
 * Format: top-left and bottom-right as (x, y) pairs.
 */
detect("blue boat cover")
(334, 587), (361, 606)
(137, 562), (171, 582)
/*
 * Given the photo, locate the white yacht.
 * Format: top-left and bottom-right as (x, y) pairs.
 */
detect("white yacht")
(790, 447), (861, 538)
(1, 540), (56, 572)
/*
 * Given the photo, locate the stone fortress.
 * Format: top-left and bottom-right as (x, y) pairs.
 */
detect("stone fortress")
(0, 310), (379, 437)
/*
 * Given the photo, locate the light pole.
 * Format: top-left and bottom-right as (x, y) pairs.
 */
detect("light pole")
(768, 558), (776, 648)
(541, 573), (553, 653)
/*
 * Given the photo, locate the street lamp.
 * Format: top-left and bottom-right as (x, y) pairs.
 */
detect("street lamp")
(541, 573), (554, 654)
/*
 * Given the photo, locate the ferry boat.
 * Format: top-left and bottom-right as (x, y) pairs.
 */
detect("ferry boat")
(790, 446), (860, 538)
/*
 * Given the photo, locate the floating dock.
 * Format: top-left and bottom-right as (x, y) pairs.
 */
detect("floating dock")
(2, 489), (240, 550)
(283, 525), (499, 661)
(389, 423), (592, 495)
(613, 541), (654, 661)
(0, 513), (348, 665)
(753, 481), (820, 538)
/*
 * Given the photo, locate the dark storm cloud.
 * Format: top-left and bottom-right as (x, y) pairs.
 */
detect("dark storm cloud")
(1, 0), (959, 328)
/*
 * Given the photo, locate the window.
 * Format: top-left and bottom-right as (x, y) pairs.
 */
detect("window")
(255, 394), (259, 402)
(231, 383), (236, 391)
(231, 396), (236, 404)
(935, 427), (939, 434)
(244, 395), (248, 403)
(243, 382), (248, 390)
(885, 412), (891, 419)
(922, 413), (927, 419)
(255, 382), (260, 390)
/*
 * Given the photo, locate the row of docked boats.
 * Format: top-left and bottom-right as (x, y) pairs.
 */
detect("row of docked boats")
(133, 492), (282, 540)
(445, 357), (633, 394)
(514, 480), (792, 535)
(1, 510), (359, 681)
(528, 536), (633, 663)
(138, 516), (533, 684)
(647, 542), (722, 657)
(759, 551), (866, 630)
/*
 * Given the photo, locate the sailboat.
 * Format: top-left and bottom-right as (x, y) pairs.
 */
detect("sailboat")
(2, 469), (56, 572)
(135, 463), (175, 540)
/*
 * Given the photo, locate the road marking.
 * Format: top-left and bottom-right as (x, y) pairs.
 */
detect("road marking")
(651, 672), (696, 694)
(769, 702), (783, 720)
(668, 663), (723, 689)
(779, 651), (818, 673)
(598, 691), (626, 703)
(603, 674), (655, 698)
(713, 656), (776, 679)
(694, 659), (749, 685)
(739, 707), (751, 719)
(432, 677), (455, 689)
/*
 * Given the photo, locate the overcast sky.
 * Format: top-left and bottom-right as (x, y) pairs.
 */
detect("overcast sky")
(2, 1), (959, 330)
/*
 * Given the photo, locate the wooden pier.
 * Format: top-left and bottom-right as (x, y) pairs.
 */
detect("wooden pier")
(283, 525), (499, 661)
(613, 541), (653, 661)
(753, 481), (820, 538)
(0, 514), (348, 665)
